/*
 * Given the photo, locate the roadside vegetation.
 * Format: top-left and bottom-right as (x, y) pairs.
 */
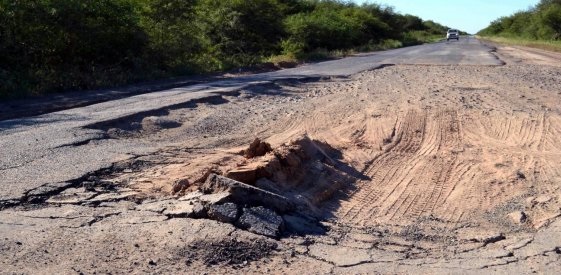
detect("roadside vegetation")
(478, 0), (561, 52)
(0, 0), (451, 99)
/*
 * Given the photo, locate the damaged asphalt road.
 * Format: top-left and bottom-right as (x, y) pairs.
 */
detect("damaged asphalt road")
(3, 37), (561, 273)
(0, 37), (501, 204)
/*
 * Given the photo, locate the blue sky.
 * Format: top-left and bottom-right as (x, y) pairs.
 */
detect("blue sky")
(353, 0), (539, 34)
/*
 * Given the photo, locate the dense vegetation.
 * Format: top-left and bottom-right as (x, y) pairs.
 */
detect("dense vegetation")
(478, 0), (561, 40)
(0, 0), (451, 99)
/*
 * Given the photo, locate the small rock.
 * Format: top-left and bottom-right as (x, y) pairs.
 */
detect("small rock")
(172, 179), (190, 194)
(207, 203), (239, 223)
(243, 138), (272, 158)
(237, 206), (284, 238)
(508, 211), (527, 224)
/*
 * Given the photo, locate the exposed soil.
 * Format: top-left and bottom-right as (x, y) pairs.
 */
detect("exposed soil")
(104, 61), (561, 233)
(2, 45), (561, 273)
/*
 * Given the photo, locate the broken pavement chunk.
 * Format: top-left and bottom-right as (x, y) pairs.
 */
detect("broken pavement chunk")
(191, 202), (207, 218)
(225, 168), (258, 184)
(87, 191), (138, 203)
(197, 192), (231, 205)
(162, 201), (196, 217)
(254, 178), (281, 194)
(237, 206), (284, 238)
(207, 203), (239, 223)
(201, 174), (294, 213)
(135, 199), (175, 213)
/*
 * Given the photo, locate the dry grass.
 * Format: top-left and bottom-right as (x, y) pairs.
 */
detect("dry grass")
(478, 36), (561, 53)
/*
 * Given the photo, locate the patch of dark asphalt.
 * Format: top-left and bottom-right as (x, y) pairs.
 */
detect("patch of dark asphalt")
(179, 237), (278, 267)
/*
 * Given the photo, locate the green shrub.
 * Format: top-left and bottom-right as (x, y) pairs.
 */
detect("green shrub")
(542, 4), (561, 39)
(0, 0), (454, 99)
(282, 4), (390, 55)
(141, 0), (202, 74)
(196, 0), (285, 70)
(283, 9), (360, 53)
(0, 0), (148, 98)
(379, 39), (403, 49)
(479, 0), (561, 40)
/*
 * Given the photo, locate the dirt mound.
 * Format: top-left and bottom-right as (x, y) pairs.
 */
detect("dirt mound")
(168, 135), (359, 237)
(225, 135), (352, 206)
(242, 138), (272, 158)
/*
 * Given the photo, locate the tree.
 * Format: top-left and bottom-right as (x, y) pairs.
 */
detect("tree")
(0, 0), (148, 97)
(541, 4), (561, 39)
(142, 0), (202, 73)
(197, 0), (285, 68)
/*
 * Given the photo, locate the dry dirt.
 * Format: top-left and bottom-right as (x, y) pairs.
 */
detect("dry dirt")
(2, 45), (561, 274)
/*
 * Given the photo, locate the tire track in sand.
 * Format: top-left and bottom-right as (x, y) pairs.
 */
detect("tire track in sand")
(337, 109), (464, 227)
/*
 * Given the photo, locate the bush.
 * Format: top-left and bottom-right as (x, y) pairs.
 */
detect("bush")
(196, 0), (285, 70)
(479, 0), (561, 40)
(0, 0), (453, 99)
(0, 0), (148, 98)
(379, 39), (403, 49)
(141, 0), (202, 74)
(283, 9), (361, 54)
(542, 4), (561, 39)
(282, 4), (391, 56)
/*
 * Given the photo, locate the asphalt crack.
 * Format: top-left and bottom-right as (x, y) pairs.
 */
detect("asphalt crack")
(52, 135), (109, 149)
(85, 212), (121, 226)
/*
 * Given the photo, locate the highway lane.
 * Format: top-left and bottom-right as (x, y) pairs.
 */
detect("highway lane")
(0, 37), (503, 204)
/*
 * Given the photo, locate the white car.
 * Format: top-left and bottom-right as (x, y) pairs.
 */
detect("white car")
(447, 29), (460, 41)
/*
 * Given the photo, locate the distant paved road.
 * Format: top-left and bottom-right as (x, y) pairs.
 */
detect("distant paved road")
(0, 37), (503, 204)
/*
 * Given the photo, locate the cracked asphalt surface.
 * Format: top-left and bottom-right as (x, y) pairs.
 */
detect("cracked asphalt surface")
(3, 37), (561, 274)
(0, 36), (500, 204)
